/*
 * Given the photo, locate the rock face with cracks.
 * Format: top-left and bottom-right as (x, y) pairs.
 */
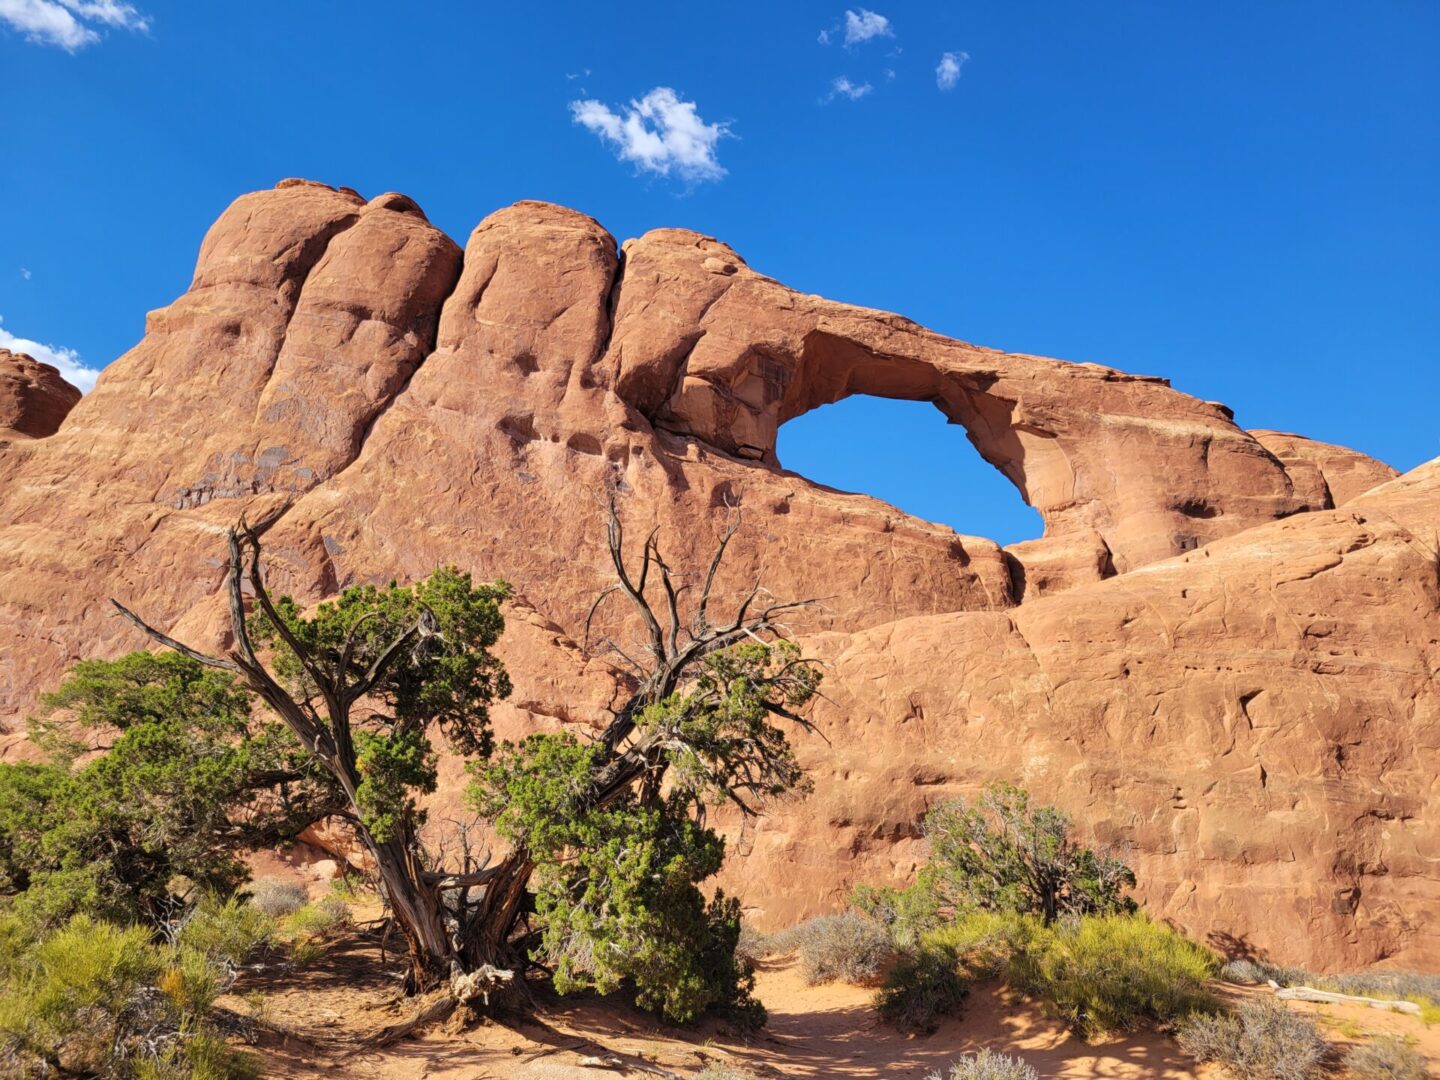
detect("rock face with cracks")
(0, 180), (1433, 971)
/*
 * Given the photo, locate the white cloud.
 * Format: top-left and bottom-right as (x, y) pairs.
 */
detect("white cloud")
(0, 0), (148, 51)
(936, 50), (970, 90)
(0, 317), (101, 392)
(844, 8), (892, 45)
(19, 268), (32, 280)
(824, 76), (873, 103)
(570, 87), (729, 183)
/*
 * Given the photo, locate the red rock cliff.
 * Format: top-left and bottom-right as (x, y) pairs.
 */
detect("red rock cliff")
(0, 181), (1430, 970)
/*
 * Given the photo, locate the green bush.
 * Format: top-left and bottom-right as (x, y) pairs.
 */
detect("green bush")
(785, 913), (893, 986)
(134, 1030), (260, 1080)
(0, 915), (162, 1073)
(928, 1049), (1041, 1080)
(874, 941), (970, 1034)
(922, 784), (1136, 924)
(178, 895), (275, 967)
(1343, 1035), (1429, 1080)
(851, 881), (943, 949)
(1005, 913), (1218, 1036)
(924, 910), (1021, 977)
(0, 913), (258, 1079)
(1176, 999), (1326, 1080)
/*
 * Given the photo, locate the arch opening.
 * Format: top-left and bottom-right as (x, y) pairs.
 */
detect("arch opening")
(775, 395), (1044, 546)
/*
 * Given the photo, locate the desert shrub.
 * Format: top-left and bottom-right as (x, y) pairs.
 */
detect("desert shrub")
(734, 921), (772, 967)
(928, 1048), (1041, 1080)
(1342, 1035), (1429, 1080)
(247, 877), (309, 918)
(1006, 913), (1218, 1036)
(0, 915), (163, 1073)
(1219, 962), (1440, 1021)
(1321, 971), (1440, 1021)
(134, 1029), (260, 1080)
(0, 912), (258, 1078)
(925, 910), (1021, 977)
(875, 940), (970, 1034)
(694, 1064), (758, 1080)
(1326, 971), (1440, 1003)
(922, 784), (1136, 925)
(1220, 957), (1313, 987)
(786, 913), (893, 986)
(284, 896), (349, 941)
(851, 881), (943, 949)
(178, 896), (275, 968)
(1176, 999), (1327, 1080)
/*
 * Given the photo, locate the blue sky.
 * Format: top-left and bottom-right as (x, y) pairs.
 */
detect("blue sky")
(3, 2), (1436, 544)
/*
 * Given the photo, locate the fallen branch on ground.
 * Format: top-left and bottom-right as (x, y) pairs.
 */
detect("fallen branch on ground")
(1274, 985), (1422, 1015)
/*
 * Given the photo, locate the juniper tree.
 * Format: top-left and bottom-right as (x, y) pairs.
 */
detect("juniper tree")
(0, 651), (340, 928)
(113, 497), (821, 1021)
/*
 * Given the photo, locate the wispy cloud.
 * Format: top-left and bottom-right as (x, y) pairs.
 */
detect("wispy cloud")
(824, 76), (873, 103)
(819, 7), (893, 47)
(936, 50), (970, 90)
(0, 0), (149, 51)
(0, 317), (101, 392)
(570, 87), (729, 183)
(19, 268), (32, 281)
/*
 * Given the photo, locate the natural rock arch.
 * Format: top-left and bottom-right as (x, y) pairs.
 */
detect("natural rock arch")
(602, 227), (1316, 593)
(775, 394), (1045, 546)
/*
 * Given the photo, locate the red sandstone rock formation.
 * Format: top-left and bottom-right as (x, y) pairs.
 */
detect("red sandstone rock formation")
(1251, 429), (1399, 509)
(0, 181), (1432, 970)
(0, 349), (81, 440)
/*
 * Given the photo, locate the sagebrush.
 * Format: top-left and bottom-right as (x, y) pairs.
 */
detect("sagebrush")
(783, 913), (892, 986)
(1176, 998), (1327, 1080)
(1342, 1035), (1428, 1080)
(928, 1048), (1041, 1080)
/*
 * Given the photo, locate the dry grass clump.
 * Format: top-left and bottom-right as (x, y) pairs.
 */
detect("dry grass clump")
(1220, 958), (1309, 986)
(927, 1048), (1041, 1080)
(1342, 1035), (1429, 1080)
(782, 913), (893, 986)
(247, 877), (309, 918)
(694, 1064), (758, 1080)
(734, 921), (772, 968)
(284, 896), (349, 941)
(1176, 998), (1327, 1080)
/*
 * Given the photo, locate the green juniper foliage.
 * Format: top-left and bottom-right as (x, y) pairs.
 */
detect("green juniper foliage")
(250, 567), (511, 844)
(0, 652), (338, 928)
(471, 640), (819, 1025)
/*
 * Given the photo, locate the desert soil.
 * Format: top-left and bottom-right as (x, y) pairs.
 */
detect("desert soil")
(229, 923), (1439, 1079)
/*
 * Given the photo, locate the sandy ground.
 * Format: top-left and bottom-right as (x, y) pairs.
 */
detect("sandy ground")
(229, 923), (1440, 1079)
